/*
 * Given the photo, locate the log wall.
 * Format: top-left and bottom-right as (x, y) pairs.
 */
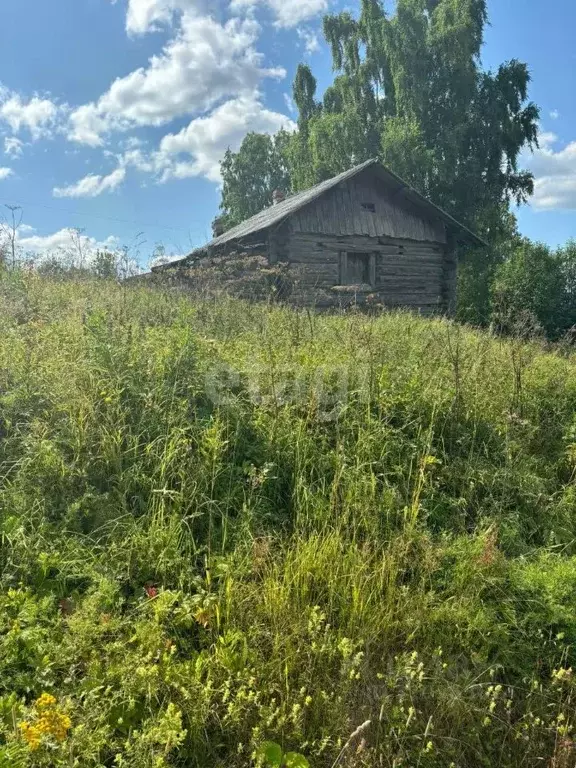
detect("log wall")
(280, 232), (451, 314)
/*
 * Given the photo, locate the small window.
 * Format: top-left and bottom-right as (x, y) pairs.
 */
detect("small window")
(361, 202), (376, 213)
(340, 252), (376, 287)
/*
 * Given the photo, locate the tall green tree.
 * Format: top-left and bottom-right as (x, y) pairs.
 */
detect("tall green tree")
(219, 132), (291, 231)
(311, 0), (538, 227)
(219, 0), (540, 321)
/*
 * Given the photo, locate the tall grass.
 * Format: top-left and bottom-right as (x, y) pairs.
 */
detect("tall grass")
(2, 272), (576, 766)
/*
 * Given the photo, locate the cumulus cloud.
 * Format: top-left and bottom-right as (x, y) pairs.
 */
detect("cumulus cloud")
(152, 94), (295, 182)
(4, 137), (24, 158)
(122, 0), (208, 35)
(526, 131), (576, 211)
(53, 167), (127, 198)
(17, 226), (120, 259)
(0, 167), (13, 180)
(121, 0), (324, 34)
(297, 27), (320, 54)
(68, 15), (285, 146)
(57, 92), (293, 195)
(230, 0), (327, 28)
(550, 109), (560, 120)
(0, 87), (64, 140)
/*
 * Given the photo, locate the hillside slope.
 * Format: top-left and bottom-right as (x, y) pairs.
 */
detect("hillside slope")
(2, 275), (576, 767)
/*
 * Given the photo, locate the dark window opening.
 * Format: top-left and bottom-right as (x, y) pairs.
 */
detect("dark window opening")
(361, 202), (376, 213)
(341, 252), (375, 286)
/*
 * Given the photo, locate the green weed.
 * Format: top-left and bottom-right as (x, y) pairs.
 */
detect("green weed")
(2, 274), (576, 765)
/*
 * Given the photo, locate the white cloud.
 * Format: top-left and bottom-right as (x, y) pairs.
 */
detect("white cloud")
(550, 109), (560, 120)
(538, 130), (558, 149)
(526, 131), (576, 210)
(297, 27), (320, 54)
(122, 0), (208, 35)
(14, 225), (143, 274)
(149, 252), (184, 268)
(0, 167), (13, 180)
(122, 147), (157, 174)
(67, 106), (110, 148)
(0, 87), (63, 140)
(4, 137), (24, 158)
(153, 94), (295, 182)
(53, 167), (127, 198)
(230, 0), (327, 28)
(55, 88), (294, 195)
(122, 136), (145, 150)
(68, 15), (285, 146)
(18, 227), (120, 259)
(283, 93), (295, 113)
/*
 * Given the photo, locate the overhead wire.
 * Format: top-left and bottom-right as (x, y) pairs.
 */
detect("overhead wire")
(0, 196), (205, 235)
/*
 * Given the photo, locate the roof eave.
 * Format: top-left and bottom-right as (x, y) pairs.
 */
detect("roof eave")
(151, 158), (487, 272)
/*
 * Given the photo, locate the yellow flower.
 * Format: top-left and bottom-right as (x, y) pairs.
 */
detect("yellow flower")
(19, 721), (42, 751)
(18, 693), (72, 751)
(35, 693), (57, 710)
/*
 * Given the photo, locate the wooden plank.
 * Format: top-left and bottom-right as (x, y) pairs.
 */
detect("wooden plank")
(377, 286), (441, 294)
(340, 251), (346, 284)
(291, 265), (339, 277)
(377, 273), (443, 282)
(369, 253), (377, 287)
(293, 232), (445, 250)
(378, 266), (443, 275)
(378, 257), (444, 265)
(288, 253), (340, 264)
(378, 266), (441, 274)
(379, 254), (444, 262)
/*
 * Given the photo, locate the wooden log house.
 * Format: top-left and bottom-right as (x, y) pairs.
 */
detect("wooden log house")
(153, 159), (485, 314)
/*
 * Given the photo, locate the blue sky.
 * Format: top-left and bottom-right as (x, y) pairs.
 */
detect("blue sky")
(0, 0), (574, 267)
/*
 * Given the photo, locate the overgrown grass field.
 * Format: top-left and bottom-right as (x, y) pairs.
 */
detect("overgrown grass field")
(3, 273), (576, 766)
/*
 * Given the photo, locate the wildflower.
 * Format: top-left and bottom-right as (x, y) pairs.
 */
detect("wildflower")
(19, 693), (72, 751)
(20, 721), (42, 751)
(36, 693), (57, 710)
(553, 667), (573, 683)
(193, 607), (211, 628)
(145, 584), (158, 598)
(422, 454), (441, 470)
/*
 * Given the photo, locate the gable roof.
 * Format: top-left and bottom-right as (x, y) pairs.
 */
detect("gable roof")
(153, 159), (486, 272)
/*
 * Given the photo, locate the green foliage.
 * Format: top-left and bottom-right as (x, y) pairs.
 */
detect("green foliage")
(316, 0), (538, 223)
(557, 238), (576, 331)
(219, 0), (540, 325)
(92, 250), (119, 280)
(491, 239), (575, 339)
(219, 132), (292, 230)
(257, 742), (310, 768)
(4, 275), (576, 765)
(34, 250), (123, 281)
(257, 742), (283, 767)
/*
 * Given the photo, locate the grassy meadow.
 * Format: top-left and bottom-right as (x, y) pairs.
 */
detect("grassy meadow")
(3, 272), (576, 766)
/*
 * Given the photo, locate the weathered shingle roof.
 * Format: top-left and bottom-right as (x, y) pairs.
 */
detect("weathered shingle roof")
(153, 159), (485, 271)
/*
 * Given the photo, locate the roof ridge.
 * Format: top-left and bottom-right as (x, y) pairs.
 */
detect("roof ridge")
(152, 158), (484, 272)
